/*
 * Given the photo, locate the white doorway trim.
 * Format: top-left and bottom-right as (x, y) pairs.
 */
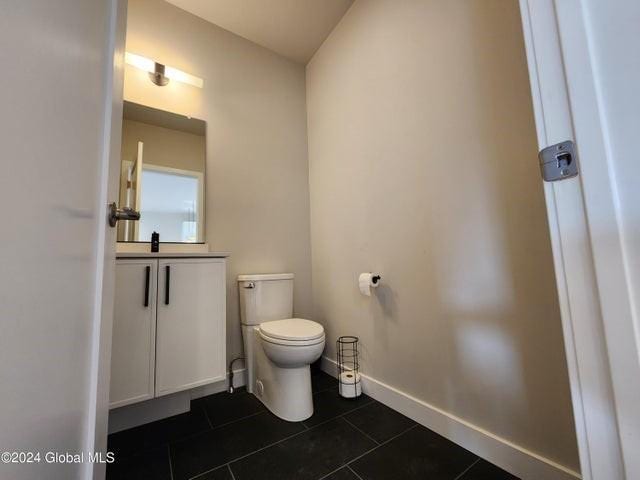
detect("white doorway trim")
(520, 0), (638, 478)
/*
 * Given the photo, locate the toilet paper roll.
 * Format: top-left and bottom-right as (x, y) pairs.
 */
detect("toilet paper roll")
(358, 273), (379, 297)
(339, 371), (362, 398)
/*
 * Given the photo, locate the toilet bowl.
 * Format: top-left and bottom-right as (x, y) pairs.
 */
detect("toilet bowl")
(238, 274), (325, 421)
(260, 319), (325, 367)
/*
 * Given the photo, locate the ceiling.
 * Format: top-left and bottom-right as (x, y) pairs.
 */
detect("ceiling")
(164, 0), (354, 64)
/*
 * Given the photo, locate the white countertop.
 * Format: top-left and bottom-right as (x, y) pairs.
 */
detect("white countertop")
(116, 251), (229, 258)
(116, 242), (228, 258)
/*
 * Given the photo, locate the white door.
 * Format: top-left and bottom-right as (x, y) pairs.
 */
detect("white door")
(109, 260), (157, 408)
(520, 1), (639, 478)
(156, 259), (226, 396)
(0, 1), (126, 480)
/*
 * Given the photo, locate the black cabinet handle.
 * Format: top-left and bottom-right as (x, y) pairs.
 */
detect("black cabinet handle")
(144, 266), (150, 307)
(165, 265), (170, 305)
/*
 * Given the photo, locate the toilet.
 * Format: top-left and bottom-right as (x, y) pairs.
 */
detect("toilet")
(238, 273), (325, 421)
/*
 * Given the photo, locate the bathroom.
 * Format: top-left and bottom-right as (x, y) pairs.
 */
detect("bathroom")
(2, 1), (639, 480)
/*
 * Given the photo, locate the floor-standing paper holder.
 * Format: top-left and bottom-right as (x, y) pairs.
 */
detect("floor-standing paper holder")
(336, 336), (362, 398)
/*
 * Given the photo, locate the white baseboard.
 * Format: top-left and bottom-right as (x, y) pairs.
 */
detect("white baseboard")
(108, 368), (246, 433)
(320, 356), (580, 480)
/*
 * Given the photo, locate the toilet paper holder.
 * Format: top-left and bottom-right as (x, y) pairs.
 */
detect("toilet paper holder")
(336, 336), (361, 398)
(371, 275), (381, 284)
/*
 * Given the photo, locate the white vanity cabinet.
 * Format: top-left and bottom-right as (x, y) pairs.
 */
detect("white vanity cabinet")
(156, 259), (226, 396)
(109, 256), (226, 409)
(110, 260), (157, 408)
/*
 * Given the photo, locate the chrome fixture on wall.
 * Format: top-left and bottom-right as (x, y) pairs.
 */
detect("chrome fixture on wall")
(149, 62), (169, 86)
(125, 52), (204, 88)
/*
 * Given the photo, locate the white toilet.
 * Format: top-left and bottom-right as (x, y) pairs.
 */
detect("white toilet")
(238, 273), (325, 422)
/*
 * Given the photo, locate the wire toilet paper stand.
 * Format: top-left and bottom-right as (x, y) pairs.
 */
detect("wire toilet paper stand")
(336, 336), (362, 398)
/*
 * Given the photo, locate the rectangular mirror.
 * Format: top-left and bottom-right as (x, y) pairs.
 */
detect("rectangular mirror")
(118, 101), (206, 243)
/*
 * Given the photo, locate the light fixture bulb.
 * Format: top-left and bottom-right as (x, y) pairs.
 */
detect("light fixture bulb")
(124, 52), (154, 73)
(165, 66), (204, 89)
(125, 52), (203, 89)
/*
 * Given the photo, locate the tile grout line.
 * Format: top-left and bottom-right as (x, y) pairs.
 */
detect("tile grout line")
(167, 444), (175, 480)
(188, 404), (374, 480)
(345, 424), (419, 467)
(342, 417), (380, 445)
(226, 463), (237, 480)
(316, 424), (419, 480)
(217, 424), (313, 474)
(302, 397), (375, 431)
(110, 402), (263, 462)
(452, 457), (481, 480)
(347, 464), (365, 480)
(303, 386), (371, 428)
(207, 410), (265, 431)
(198, 403), (214, 430)
(162, 409), (267, 459)
(116, 409), (262, 464)
(181, 392), (376, 480)
(186, 422), (311, 480)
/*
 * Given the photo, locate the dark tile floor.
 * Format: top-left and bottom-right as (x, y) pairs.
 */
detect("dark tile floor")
(107, 370), (519, 480)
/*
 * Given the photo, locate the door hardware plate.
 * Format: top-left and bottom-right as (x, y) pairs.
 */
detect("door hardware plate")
(538, 140), (579, 182)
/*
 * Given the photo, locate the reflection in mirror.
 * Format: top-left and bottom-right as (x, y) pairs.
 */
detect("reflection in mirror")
(118, 101), (206, 243)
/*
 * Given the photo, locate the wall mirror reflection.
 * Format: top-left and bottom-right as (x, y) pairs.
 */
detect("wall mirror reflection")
(118, 101), (206, 243)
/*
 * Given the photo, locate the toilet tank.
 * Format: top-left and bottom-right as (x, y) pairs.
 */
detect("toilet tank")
(238, 273), (294, 326)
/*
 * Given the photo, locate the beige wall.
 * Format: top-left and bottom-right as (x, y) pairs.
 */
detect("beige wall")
(121, 119), (205, 174)
(306, 0), (579, 471)
(125, 0), (312, 364)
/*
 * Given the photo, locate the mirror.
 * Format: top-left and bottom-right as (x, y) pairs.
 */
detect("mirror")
(118, 101), (206, 243)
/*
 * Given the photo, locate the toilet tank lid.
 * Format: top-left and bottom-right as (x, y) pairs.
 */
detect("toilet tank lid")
(237, 273), (294, 282)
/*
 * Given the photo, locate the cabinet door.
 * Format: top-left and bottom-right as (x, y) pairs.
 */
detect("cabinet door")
(109, 260), (157, 408)
(156, 259), (226, 396)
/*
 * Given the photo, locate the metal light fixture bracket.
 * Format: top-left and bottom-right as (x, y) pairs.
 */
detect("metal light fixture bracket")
(149, 62), (170, 86)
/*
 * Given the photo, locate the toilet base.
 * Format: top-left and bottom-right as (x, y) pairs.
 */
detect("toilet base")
(254, 332), (313, 421)
(243, 326), (314, 422)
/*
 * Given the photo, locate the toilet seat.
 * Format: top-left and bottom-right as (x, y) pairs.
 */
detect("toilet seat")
(259, 318), (325, 346)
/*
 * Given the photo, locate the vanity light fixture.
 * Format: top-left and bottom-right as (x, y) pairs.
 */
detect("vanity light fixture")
(125, 52), (204, 88)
